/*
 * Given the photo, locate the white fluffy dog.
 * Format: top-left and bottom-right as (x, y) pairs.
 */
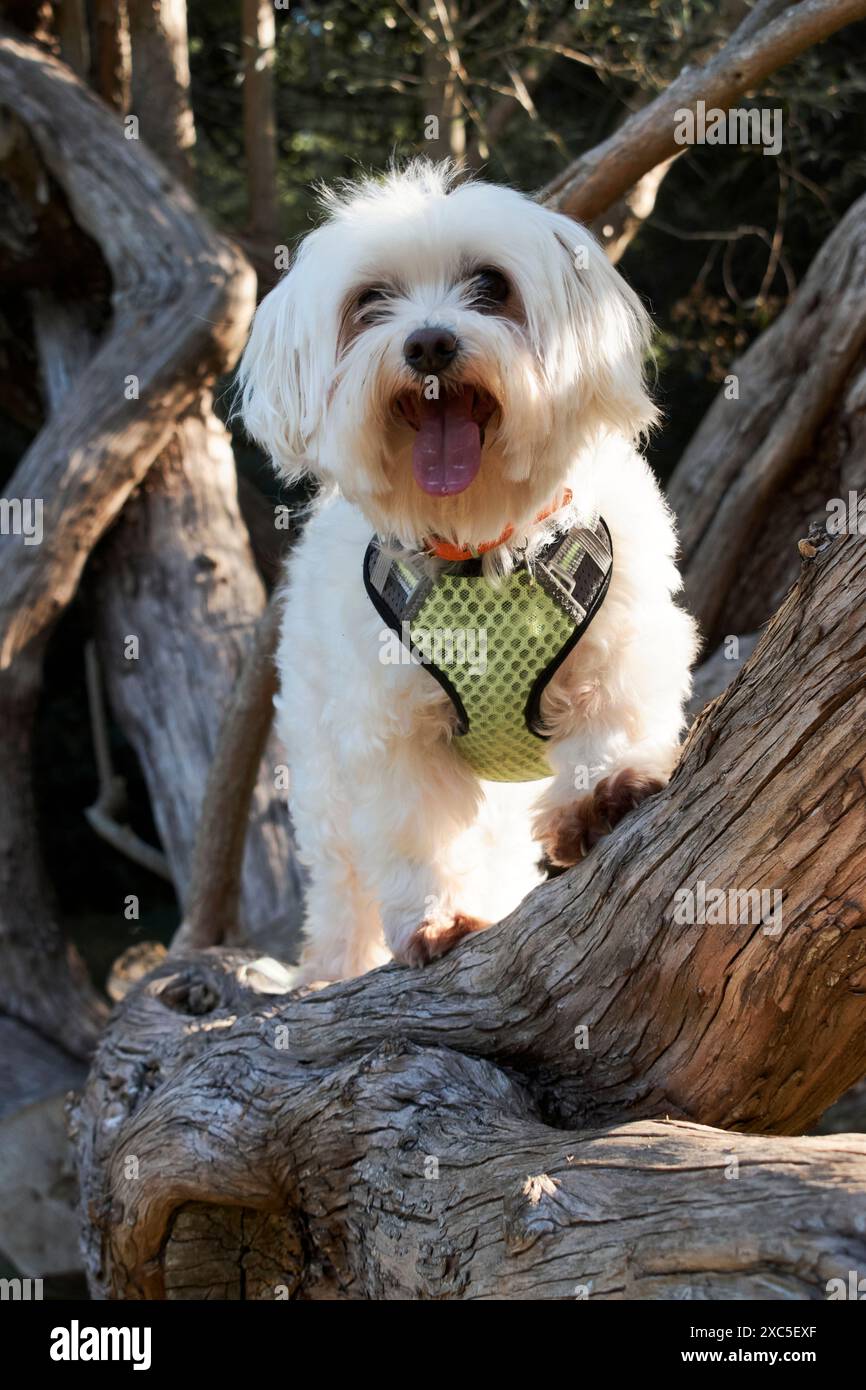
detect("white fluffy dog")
(239, 161), (698, 982)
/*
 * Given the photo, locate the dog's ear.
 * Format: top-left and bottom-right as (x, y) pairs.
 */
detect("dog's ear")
(236, 239), (332, 482)
(539, 207), (658, 442)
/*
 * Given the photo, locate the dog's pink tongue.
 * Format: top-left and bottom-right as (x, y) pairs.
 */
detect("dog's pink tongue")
(412, 392), (481, 496)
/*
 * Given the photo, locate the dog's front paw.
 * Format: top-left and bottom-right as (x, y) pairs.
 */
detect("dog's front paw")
(397, 912), (488, 967)
(539, 768), (665, 868)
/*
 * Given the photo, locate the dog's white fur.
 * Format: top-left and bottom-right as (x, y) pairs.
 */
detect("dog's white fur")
(239, 161), (698, 982)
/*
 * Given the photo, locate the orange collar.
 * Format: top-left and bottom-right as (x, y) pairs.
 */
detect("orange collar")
(425, 490), (572, 562)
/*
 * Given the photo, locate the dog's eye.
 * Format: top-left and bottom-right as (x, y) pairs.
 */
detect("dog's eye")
(470, 267), (509, 311)
(355, 286), (389, 322)
(358, 287), (385, 307)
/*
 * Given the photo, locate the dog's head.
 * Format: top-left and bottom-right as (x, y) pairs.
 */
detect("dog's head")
(238, 161), (656, 547)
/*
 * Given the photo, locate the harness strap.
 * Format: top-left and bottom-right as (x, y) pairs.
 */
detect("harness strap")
(363, 517), (613, 782)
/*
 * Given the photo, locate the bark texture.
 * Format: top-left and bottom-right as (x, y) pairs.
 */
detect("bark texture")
(0, 33), (254, 670)
(127, 0), (195, 186)
(26, 16), (302, 955)
(75, 977), (866, 1300)
(90, 409), (304, 954)
(5, 4), (865, 1300)
(0, 32), (254, 1050)
(74, 532), (866, 1297)
(421, 1), (467, 166)
(92, 0), (131, 113)
(668, 190), (866, 646)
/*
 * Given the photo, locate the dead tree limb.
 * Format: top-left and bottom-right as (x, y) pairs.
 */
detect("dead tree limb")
(76, 1016), (866, 1300)
(74, 531), (866, 1295)
(171, 587), (295, 953)
(0, 31), (254, 1049)
(668, 188), (866, 646)
(24, 183), (301, 954)
(541, 0), (866, 225)
(26, 20), (302, 954)
(0, 32), (255, 669)
(89, 437), (304, 955)
(143, 537), (865, 1139)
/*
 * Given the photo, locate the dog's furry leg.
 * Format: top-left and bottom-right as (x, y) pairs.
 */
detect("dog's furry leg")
(533, 734), (678, 869)
(537, 767), (666, 867)
(294, 862), (388, 985)
(359, 749), (486, 966)
(289, 720), (485, 974)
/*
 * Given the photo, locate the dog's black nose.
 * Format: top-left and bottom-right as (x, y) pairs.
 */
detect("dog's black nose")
(403, 326), (458, 375)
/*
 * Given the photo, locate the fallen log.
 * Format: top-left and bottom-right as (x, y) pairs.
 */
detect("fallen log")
(74, 530), (866, 1297)
(77, 1014), (866, 1300)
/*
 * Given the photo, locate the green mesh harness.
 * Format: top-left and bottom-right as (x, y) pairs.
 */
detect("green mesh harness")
(363, 518), (612, 783)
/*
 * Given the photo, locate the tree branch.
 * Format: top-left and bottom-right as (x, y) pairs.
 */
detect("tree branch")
(541, 0), (866, 224)
(74, 531), (866, 1292)
(0, 31), (254, 1051)
(0, 32), (255, 671)
(171, 588), (295, 953)
(75, 959), (866, 1298)
(668, 188), (866, 645)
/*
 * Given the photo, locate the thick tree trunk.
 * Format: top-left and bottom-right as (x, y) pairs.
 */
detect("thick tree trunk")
(55, 0), (89, 77)
(127, 0), (195, 186)
(74, 973), (866, 1300)
(241, 0), (279, 247)
(0, 35), (253, 668)
(62, 6), (299, 951)
(74, 530), (866, 1296)
(24, 197), (302, 959)
(421, 0), (466, 165)
(91, 0), (131, 113)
